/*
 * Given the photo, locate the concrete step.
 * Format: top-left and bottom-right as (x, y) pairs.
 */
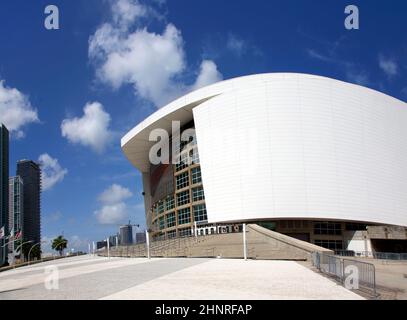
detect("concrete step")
(99, 224), (332, 260)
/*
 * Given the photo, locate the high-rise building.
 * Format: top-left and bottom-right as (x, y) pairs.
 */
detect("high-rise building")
(8, 176), (24, 253)
(108, 235), (117, 247)
(0, 124), (9, 266)
(119, 225), (133, 245)
(135, 232), (146, 244)
(17, 160), (41, 258)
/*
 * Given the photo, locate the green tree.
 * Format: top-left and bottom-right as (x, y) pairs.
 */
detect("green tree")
(52, 236), (68, 256)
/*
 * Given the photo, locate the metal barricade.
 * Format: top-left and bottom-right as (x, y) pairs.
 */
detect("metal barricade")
(335, 250), (407, 260)
(312, 252), (377, 297)
(342, 258), (376, 295)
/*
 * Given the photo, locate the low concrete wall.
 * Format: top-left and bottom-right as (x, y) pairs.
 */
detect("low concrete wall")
(100, 224), (333, 261)
(245, 224), (332, 260)
(367, 226), (407, 240)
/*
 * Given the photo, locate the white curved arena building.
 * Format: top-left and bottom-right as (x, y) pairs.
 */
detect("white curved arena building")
(122, 73), (407, 252)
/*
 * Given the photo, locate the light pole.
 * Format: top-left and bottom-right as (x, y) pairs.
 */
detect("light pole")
(13, 240), (34, 263)
(28, 241), (47, 265)
(1, 236), (21, 248)
(1, 237), (22, 266)
(14, 240), (33, 253)
(55, 239), (68, 258)
(106, 237), (110, 259)
(145, 229), (150, 259)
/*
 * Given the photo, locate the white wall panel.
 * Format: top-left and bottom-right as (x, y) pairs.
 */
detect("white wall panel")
(192, 74), (407, 227)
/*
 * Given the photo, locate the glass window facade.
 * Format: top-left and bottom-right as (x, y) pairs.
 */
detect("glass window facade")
(190, 149), (200, 164)
(166, 195), (175, 211)
(159, 216), (165, 230)
(176, 172), (189, 190)
(314, 221), (342, 235)
(314, 240), (343, 250)
(166, 212), (176, 228)
(158, 201), (165, 214)
(192, 186), (205, 202)
(193, 204), (207, 222)
(191, 167), (202, 184)
(178, 208), (191, 225)
(148, 125), (207, 238)
(175, 153), (189, 172)
(167, 230), (177, 239)
(179, 228), (192, 237)
(176, 190), (190, 206)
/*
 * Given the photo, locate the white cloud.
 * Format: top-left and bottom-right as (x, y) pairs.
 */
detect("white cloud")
(379, 55), (398, 77)
(306, 47), (370, 86)
(69, 235), (90, 252)
(192, 60), (223, 91)
(45, 211), (63, 223)
(89, 1), (222, 107)
(306, 48), (352, 67)
(346, 70), (370, 86)
(42, 235), (90, 254)
(61, 102), (113, 153)
(98, 183), (133, 204)
(0, 80), (39, 137)
(95, 184), (133, 225)
(41, 235), (56, 254)
(227, 34), (246, 56)
(95, 203), (128, 225)
(91, 24), (186, 106)
(111, 0), (148, 29)
(38, 153), (68, 191)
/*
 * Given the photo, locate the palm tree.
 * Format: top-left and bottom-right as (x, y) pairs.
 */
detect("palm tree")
(52, 236), (68, 256)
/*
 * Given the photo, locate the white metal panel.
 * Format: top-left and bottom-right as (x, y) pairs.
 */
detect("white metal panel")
(192, 74), (407, 227)
(123, 73), (407, 227)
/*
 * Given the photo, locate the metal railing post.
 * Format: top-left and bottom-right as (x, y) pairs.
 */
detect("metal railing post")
(243, 223), (247, 261)
(146, 230), (151, 259)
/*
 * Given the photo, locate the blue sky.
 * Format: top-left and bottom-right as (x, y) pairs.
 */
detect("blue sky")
(0, 0), (406, 252)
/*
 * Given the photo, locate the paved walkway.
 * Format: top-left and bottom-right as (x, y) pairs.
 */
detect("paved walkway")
(0, 256), (363, 300)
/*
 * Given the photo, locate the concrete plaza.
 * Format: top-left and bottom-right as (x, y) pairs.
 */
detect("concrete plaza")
(0, 255), (363, 300)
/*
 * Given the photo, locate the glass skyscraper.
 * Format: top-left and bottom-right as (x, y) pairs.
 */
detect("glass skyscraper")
(8, 176), (24, 254)
(17, 160), (41, 259)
